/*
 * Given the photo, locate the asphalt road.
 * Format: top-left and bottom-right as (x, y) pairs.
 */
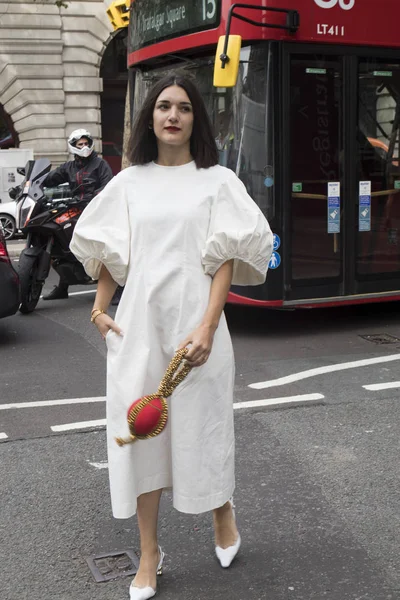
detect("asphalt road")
(2, 265), (400, 600)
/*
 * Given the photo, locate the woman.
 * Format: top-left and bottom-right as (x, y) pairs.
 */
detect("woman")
(70, 74), (273, 600)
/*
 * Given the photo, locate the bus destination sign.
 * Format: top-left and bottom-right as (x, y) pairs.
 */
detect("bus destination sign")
(129, 0), (220, 52)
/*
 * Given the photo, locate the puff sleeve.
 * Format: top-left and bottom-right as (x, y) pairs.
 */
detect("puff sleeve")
(202, 171), (273, 286)
(70, 176), (130, 287)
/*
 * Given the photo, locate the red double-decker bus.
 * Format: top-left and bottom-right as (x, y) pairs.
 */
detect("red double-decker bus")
(127, 0), (400, 308)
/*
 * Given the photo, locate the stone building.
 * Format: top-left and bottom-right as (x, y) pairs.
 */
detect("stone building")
(0, 0), (127, 168)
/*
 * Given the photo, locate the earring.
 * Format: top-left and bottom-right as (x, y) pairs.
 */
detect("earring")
(148, 123), (153, 129)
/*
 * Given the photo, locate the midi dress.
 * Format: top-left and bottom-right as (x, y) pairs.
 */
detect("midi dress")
(70, 161), (273, 519)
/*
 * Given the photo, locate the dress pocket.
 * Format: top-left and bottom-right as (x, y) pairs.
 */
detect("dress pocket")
(105, 328), (114, 340)
(105, 328), (118, 350)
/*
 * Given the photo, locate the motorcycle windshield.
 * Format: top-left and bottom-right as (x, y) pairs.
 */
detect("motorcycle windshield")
(28, 158), (51, 185)
(23, 160), (36, 182)
(26, 158), (51, 202)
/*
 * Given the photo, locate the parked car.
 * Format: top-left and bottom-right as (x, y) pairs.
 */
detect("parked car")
(0, 225), (20, 318)
(0, 182), (72, 240)
(0, 200), (17, 240)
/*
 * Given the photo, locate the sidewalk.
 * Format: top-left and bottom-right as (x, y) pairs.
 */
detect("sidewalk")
(6, 238), (25, 258)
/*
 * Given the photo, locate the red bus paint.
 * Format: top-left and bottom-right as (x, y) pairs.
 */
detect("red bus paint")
(227, 291), (284, 307)
(228, 291), (400, 309)
(128, 0), (400, 67)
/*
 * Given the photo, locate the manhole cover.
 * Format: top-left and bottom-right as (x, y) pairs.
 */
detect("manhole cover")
(86, 549), (140, 582)
(360, 333), (400, 345)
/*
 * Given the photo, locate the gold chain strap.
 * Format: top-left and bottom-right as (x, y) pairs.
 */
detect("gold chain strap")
(157, 348), (191, 398)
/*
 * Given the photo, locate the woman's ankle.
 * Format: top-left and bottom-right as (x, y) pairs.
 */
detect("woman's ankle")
(213, 501), (238, 547)
(213, 500), (232, 520)
(140, 544), (159, 559)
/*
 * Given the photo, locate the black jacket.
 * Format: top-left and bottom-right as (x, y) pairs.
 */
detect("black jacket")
(44, 152), (113, 201)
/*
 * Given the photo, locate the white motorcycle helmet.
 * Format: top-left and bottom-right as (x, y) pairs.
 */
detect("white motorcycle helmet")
(68, 129), (94, 158)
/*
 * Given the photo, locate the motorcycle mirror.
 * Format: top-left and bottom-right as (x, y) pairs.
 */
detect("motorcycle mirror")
(17, 167), (26, 176)
(8, 187), (19, 200)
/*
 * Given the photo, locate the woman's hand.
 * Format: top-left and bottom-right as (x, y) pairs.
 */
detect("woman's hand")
(178, 324), (215, 367)
(94, 313), (123, 340)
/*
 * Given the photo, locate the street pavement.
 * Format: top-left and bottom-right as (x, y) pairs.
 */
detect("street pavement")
(2, 268), (400, 599)
(6, 238), (25, 258)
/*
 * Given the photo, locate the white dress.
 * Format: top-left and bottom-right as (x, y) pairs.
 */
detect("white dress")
(70, 161), (273, 519)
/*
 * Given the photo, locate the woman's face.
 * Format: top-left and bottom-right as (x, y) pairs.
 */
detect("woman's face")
(152, 85), (194, 150)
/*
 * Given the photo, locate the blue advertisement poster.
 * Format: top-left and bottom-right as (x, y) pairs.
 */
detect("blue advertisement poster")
(359, 181), (371, 232)
(327, 182), (341, 234)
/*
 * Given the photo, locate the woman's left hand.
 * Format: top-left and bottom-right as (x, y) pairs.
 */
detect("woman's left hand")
(178, 324), (215, 367)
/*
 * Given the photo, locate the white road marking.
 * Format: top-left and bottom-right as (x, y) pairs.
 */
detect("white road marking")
(233, 393), (324, 410)
(51, 419), (106, 432)
(39, 288), (96, 299)
(0, 397), (106, 410)
(363, 381), (400, 391)
(0, 432), (8, 439)
(249, 353), (400, 390)
(64, 289), (96, 297)
(1, 392), (322, 414)
(48, 394), (324, 434)
(88, 461), (108, 469)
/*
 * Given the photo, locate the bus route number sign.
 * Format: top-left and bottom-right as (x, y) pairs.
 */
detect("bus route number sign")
(129, 0), (220, 52)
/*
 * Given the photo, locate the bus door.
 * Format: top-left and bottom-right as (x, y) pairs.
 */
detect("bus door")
(284, 49), (400, 303)
(355, 59), (400, 296)
(285, 52), (344, 302)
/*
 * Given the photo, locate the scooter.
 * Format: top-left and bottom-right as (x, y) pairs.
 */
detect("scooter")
(13, 158), (94, 313)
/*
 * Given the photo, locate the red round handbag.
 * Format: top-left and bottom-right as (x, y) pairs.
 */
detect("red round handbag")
(115, 348), (191, 446)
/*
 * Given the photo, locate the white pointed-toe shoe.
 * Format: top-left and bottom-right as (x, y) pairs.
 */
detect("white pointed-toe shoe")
(215, 500), (241, 568)
(129, 546), (165, 600)
(215, 533), (241, 568)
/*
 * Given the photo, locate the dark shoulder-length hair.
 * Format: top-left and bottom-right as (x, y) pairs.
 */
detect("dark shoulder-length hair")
(127, 73), (219, 169)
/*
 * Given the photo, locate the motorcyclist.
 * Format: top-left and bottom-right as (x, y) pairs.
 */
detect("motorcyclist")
(42, 129), (113, 300)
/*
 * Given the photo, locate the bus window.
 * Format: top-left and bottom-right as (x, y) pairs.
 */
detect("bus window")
(357, 60), (400, 276)
(290, 55), (343, 282)
(229, 44), (275, 219)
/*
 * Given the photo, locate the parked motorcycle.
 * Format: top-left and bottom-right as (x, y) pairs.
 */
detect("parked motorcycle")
(13, 158), (93, 313)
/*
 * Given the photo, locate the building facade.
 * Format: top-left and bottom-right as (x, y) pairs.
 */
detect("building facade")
(0, 0), (119, 166)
